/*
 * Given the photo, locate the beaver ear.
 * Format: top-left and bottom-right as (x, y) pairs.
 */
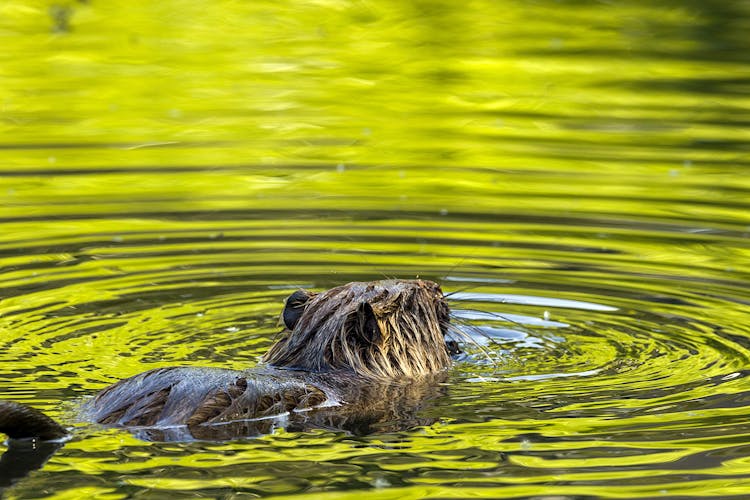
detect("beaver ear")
(355, 302), (382, 345)
(282, 290), (311, 330)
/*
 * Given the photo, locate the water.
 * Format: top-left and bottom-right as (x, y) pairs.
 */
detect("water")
(1, 0), (750, 498)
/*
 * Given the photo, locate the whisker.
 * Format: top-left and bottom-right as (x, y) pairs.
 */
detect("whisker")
(441, 252), (476, 282)
(450, 307), (534, 333)
(450, 319), (501, 347)
(443, 285), (478, 299)
(447, 322), (499, 368)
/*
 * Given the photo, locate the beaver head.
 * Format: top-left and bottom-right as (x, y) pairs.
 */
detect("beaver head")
(262, 279), (452, 379)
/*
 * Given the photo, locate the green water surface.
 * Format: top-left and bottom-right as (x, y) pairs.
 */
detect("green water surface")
(1, 1), (750, 499)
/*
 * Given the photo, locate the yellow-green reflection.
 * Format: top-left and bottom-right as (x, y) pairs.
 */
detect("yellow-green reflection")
(2, 0), (750, 498)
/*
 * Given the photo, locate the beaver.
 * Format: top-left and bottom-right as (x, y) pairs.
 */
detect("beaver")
(0, 279), (456, 444)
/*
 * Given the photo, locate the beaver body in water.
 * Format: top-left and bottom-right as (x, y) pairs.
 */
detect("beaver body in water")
(1, 279), (455, 442)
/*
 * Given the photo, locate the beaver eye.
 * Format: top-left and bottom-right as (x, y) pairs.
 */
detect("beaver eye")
(282, 290), (311, 330)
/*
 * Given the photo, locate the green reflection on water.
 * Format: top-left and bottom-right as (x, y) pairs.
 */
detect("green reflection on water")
(1, 0), (750, 499)
(1, 0), (748, 170)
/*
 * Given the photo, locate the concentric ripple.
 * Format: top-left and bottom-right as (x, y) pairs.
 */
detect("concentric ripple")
(2, 0), (750, 497)
(2, 195), (750, 498)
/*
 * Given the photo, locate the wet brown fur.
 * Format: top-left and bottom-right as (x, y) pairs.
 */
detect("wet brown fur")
(80, 279), (452, 439)
(263, 279), (451, 377)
